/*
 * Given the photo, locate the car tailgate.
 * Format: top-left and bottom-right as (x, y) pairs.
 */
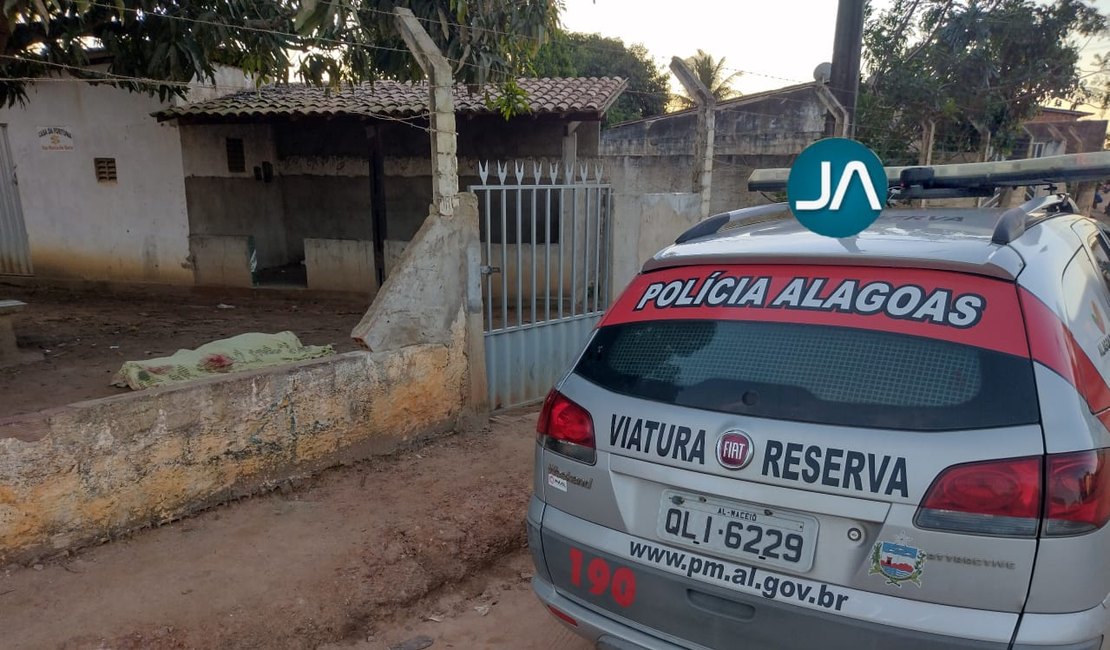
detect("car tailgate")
(537, 263), (1043, 643)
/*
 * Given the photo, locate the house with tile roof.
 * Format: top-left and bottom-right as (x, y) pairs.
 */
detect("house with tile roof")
(0, 76), (626, 291)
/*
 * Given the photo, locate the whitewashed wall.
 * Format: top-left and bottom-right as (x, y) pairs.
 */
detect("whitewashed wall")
(0, 80), (192, 283)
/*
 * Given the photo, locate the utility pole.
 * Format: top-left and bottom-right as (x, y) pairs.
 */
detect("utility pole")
(826, 0), (866, 138)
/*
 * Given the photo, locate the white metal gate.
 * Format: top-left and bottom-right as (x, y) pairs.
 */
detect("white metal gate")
(0, 125), (32, 276)
(472, 161), (612, 410)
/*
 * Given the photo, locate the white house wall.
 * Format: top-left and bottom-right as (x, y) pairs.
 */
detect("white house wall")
(0, 82), (192, 283)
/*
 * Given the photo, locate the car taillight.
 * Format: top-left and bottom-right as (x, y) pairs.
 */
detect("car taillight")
(915, 456), (1042, 537)
(536, 389), (596, 464)
(1044, 449), (1110, 536)
(915, 450), (1110, 538)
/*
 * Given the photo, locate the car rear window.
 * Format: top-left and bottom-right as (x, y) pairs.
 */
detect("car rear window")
(575, 320), (1037, 430)
(579, 264), (1039, 431)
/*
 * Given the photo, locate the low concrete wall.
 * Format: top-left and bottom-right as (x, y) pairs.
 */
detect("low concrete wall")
(0, 335), (466, 562)
(610, 193), (701, 301)
(351, 192), (487, 421)
(0, 190), (484, 565)
(190, 234), (254, 288)
(305, 238), (377, 294)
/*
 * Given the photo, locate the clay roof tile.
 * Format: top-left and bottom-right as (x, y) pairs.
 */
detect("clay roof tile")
(158, 77), (628, 122)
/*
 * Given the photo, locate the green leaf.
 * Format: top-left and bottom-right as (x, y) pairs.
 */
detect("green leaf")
(1, 0), (560, 106)
(32, 0), (48, 26)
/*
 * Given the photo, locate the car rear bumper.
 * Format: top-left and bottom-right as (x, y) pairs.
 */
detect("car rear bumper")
(534, 575), (690, 650)
(528, 497), (1104, 650)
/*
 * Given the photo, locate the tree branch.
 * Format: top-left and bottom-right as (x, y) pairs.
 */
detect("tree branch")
(902, 0), (954, 66)
(866, 0), (921, 92)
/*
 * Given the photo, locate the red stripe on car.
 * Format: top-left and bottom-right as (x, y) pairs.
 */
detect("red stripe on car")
(1020, 287), (1110, 414)
(602, 265), (1030, 358)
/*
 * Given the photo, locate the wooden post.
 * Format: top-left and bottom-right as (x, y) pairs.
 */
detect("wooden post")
(366, 125), (388, 285)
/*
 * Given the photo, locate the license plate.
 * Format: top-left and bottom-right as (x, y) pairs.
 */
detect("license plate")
(656, 490), (818, 572)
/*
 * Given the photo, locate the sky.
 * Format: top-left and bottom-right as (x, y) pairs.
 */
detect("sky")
(560, 0), (1110, 111)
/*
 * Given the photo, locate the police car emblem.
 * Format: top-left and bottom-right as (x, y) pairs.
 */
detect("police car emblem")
(716, 431), (755, 470)
(870, 540), (926, 587)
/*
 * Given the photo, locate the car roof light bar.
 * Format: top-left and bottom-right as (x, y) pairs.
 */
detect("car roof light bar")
(748, 151), (1110, 196)
(674, 185), (1079, 246)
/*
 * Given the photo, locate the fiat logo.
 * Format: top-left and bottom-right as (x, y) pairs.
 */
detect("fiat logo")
(716, 431), (755, 470)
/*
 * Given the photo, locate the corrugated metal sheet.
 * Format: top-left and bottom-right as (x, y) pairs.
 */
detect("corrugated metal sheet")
(485, 314), (602, 410)
(0, 125), (32, 276)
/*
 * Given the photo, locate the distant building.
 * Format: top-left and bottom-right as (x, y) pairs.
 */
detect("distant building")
(600, 83), (829, 215)
(1013, 107), (1107, 160)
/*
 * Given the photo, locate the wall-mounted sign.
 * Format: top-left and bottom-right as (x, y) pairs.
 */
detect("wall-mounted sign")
(38, 126), (74, 152)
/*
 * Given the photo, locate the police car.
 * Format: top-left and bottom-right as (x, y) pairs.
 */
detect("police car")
(527, 152), (1110, 649)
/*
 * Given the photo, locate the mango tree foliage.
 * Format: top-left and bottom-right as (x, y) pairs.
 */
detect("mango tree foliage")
(532, 30), (670, 125)
(0, 0), (561, 107)
(858, 0), (1105, 164)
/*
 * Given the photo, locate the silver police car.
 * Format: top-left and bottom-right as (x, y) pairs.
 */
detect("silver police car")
(527, 156), (1110, 649)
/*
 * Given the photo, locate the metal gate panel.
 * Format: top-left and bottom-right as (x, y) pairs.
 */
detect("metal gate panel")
(484, 314), (602, 410)
(0, 125), (32, 276)
(473, 161), (611, 410)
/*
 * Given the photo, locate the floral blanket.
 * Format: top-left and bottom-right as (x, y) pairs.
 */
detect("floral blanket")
(112, 331), (334, 390)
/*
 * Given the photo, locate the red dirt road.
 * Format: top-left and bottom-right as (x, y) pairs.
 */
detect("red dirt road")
(0, 409), (589, 649)
(326, 550), (589, 650)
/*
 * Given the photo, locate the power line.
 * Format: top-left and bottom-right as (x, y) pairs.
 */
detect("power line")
(8, 5), (1099, 142)
(15, 0), (1106, 110)
(67, 1), (805, 96)
(0, 54), (199, 88)
(78, 0), (413, 57)
(5, 58), (1085, 145)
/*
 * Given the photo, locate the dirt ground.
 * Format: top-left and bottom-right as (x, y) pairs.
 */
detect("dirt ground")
(328, 550), (589, 650)
(0, 409), (586, 649)
(0, 283), (368, 419)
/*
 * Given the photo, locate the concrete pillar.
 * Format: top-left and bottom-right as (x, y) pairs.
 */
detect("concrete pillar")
(365, 8), (487, 425)
(919, 120), (936, 166)
(610, 193), (703, 302)
(349, 193), (489, 421)
(394, 7), (459, 217)
(815, 83), (848, 138)
(1076, 181), (1099, 218)
(977, 127), (993, 163)
(670, 57), (715, 218)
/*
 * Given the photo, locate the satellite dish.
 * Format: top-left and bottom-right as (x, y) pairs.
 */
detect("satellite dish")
(813, 62), (832, 84)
